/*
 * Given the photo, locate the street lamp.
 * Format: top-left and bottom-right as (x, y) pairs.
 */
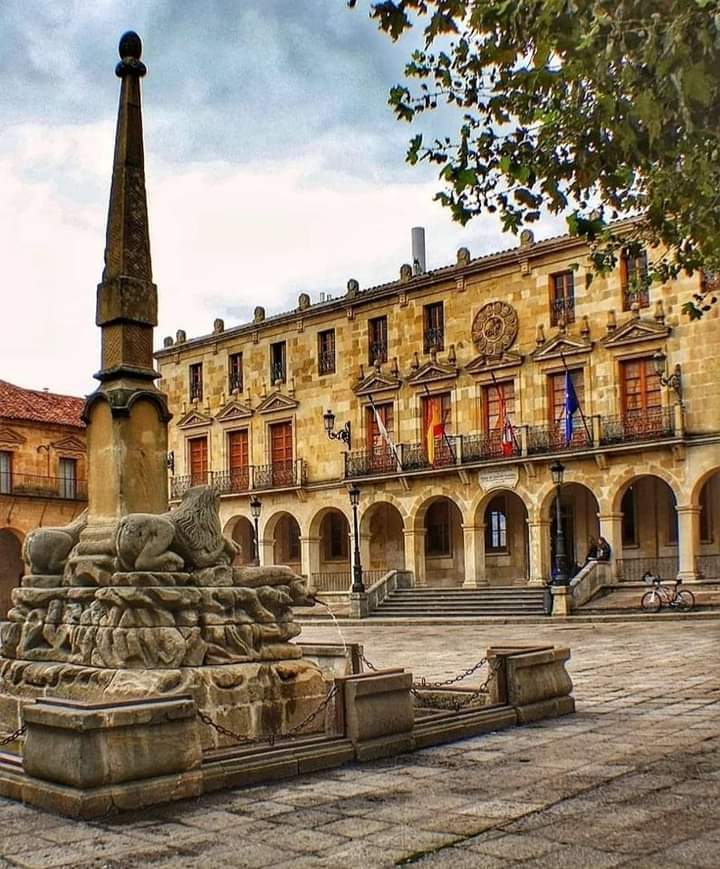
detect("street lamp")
(323, 408), (352, 450)
(249, 495), (261, 566)
(652, 349), (683, 401)
(348, 483), (365, 593)
(550, 461), (569, 586)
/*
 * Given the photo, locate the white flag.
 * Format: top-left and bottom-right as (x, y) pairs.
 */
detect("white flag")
(370, 399), (402, 468)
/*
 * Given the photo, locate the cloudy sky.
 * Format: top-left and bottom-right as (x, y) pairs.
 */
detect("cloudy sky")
(0, 0), (565, 396)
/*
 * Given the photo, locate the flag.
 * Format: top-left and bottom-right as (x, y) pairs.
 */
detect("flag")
(425, 400), (442, 465)
(495, 383), (515, 456)
(370, 399), (402, 467)
(563, 371), (580, 444)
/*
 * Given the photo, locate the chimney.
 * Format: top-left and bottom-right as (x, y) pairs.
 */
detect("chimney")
(411, 226), (426, 275)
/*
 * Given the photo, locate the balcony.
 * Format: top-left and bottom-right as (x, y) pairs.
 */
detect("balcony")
(0, 473), (87, 501)
(423, 326), (444, 353)
(170, 460), (306, 499)
(550, 296), (575, 326)
(343, 408), (681, 481)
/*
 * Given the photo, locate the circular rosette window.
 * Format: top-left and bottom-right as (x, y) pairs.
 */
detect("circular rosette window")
(471, 301), (519, 356)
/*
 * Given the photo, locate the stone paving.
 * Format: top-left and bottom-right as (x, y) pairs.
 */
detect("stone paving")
(1, 618), (719, 868)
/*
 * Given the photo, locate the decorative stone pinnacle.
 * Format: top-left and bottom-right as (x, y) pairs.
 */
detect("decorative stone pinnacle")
(116, 31), (147, 78)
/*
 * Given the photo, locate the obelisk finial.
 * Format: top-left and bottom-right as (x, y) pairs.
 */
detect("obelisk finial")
(95, 29), (157, 383)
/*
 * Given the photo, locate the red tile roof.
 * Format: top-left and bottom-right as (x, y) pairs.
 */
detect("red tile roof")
(0, 380), (85, 429)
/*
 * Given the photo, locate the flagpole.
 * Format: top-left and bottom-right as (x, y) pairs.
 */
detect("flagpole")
(559, 353), (592, 443)
(422, 384), (456, 463)
(368, 392), (402, 470)
(489, 371), (520, 452)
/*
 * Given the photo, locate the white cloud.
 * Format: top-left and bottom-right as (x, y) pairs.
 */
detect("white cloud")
(0, 120), (566, 396)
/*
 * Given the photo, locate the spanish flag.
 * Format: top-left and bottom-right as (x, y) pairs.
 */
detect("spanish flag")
(426, 400), (443, 465)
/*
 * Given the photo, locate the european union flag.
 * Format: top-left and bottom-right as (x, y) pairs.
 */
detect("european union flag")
(564, 371), (579, 444)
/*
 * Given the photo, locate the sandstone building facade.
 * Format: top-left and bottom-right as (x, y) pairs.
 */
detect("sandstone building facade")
(156, 223), (720, 595)
(0, 380), (86, 616)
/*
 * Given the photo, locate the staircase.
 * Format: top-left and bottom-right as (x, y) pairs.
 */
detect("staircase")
(368, 586), (548, 619)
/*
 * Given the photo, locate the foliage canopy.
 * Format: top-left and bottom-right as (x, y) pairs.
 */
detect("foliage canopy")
(349, 0), (720, 317)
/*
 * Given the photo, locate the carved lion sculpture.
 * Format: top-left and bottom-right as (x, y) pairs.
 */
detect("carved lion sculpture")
(115, 486), (238, 573)
(22, 510), (88, 576)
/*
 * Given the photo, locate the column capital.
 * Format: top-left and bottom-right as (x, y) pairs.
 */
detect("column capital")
(461, 523), (486, 532)
(598, 512), (623, 521)
(403, 528), (426, 538)
(675, 505), (702, 516)
(299, 535), (320, 544)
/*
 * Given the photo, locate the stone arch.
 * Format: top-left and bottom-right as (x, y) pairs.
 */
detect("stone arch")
(613, 474), (680, 581)
(478, 490), (530, 586)
(691, 467), (720, 580)
(224, 515), (256, 566)
(545, 483), (601, 576)
(611, 468), (681, 514)
(689, 465), (720, 508)
(0, 527), (24, 619)
(414, 495), (465, 587)
(360, 501), (406, 574)
(264, 511), (301, 574)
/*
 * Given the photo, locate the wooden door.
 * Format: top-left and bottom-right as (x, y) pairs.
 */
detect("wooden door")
(228, 430), (249, 491)
(189, 436), (208, 485)
(621, 358), (662, 435)
(270, 421), (293, 485)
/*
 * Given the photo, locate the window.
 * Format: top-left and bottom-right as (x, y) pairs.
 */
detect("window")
(189, 363), (203, 402)
(188, 436), (208, 486)
(423, 302), (444, 353)
(548, 369), (586, 438)
(482, 380), (515, 432)
(318, 329), (336, 375)
(620, 358), (661, 414)
(700, 482), (713, 543)
(368, 316), (388, 365)
(621, 248), (650, 310)
(621, 487), (638, 546)
(0, 451), (12, 494)
(228, 352), (243, 393)
(58, 458), (77, 499)
(425, 500), (451, 557)
(421, 392), (453, 465)
(365, 402), (395, 472)
(269, 421), (294, 486)
(270, 341), (286, 384)
(325, 513), (349, 561)
(485, 496), (508, 552)
(227, 430), (249, 491)
(550, 271), (575, 325)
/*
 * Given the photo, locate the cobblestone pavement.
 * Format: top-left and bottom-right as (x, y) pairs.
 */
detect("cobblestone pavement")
(1, 618), (719, 868)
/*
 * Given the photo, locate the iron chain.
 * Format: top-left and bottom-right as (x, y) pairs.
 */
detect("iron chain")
(197, 684), (338, 748)
(415, 656), (489, 689)
(0, 723), (26, 746)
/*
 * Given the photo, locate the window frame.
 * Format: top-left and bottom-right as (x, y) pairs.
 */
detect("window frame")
(228, 352), (243, 394)
(317, 328), (336, 376)
(549, 270), (575, 326)
(368, 315), (388, 365)
(270, 341), (287, 384)
(423, 302), (445, 353)
(485, 495), (508, 554)
(620, 248), (650, 310)
(189, 362), (203, 402)
(0, 450), (12, 495)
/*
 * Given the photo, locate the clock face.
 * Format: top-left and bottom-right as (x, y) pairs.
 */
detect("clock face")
(472, 301), (519, 356)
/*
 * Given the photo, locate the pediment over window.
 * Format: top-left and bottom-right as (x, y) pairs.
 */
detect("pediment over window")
(465, 351), (523, 376)
(601, 316), (670, 349)
(50, 435), (85, 453)
(531, 334), (592, 362)
(406, 360), (458, 387)
(0, 426), (26, 448)
(256, 392), (299, 414)
(354, 372), (401, 397)
(177, 410), (213, 429)
(215, 400), (253, 423)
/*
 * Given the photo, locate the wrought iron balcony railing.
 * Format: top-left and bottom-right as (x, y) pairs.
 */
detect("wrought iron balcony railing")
(527, 423), (593, 456)
(318, 350), (336, 375)
(550, 296), (575, 326)
(171, 461), (306, 499)
(344, 448), (399, 478)
(599, 408), (674, 445)
(462, 432), (521, 462)
(402, 437), (458, 471)
(212, 469), (251, 496)
(0, 473), (87, 501)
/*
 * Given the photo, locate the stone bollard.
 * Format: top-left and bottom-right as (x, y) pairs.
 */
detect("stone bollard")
(21, 695), (202, 817)
(487, 646), (575, 724)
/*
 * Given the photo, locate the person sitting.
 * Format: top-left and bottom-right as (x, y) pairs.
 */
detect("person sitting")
(585, 537), (598, 564)
(597, 536), (612, 561)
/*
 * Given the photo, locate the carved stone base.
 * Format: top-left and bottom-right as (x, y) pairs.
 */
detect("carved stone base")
(0, 657), (327, 750)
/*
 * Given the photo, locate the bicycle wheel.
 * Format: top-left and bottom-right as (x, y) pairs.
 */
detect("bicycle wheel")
(641, 590), (661, 613)
(675, 589), (695, 611)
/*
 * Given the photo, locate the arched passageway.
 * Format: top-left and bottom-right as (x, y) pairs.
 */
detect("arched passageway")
(548, 483), (600, 578)
(420, 497), (464, 587)
(309, 509), (352, 591)
(0, 529), (23, 619)
(616, 476), (678, 581)
(483, 491), (529, 585)
(227, 516), (256, 566)
(696, 470), (720, 579)
(360, 502), (405, 575)
(267, 512), (301, 575)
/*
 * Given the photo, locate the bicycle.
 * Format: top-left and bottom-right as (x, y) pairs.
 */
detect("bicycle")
(640, 574), (695, 613)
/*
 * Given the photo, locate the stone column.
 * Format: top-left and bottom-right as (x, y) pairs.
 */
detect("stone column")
(527, 519), (550, 585)
(462, 523), (487, 587)
(300, 535), (320, 586)
(676, 505), (701, 583)
(598, 512), (623, 580)
(403, 529), (426, 587)
(259, 536), (274, 567)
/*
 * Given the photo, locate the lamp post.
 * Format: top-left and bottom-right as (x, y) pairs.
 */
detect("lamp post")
(249, 495), (261, 566)
(348, 484), (365, 593)
(652, 349), (683, 401)
(550, 461), (569, 586)
(323, 408), (352, 450)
